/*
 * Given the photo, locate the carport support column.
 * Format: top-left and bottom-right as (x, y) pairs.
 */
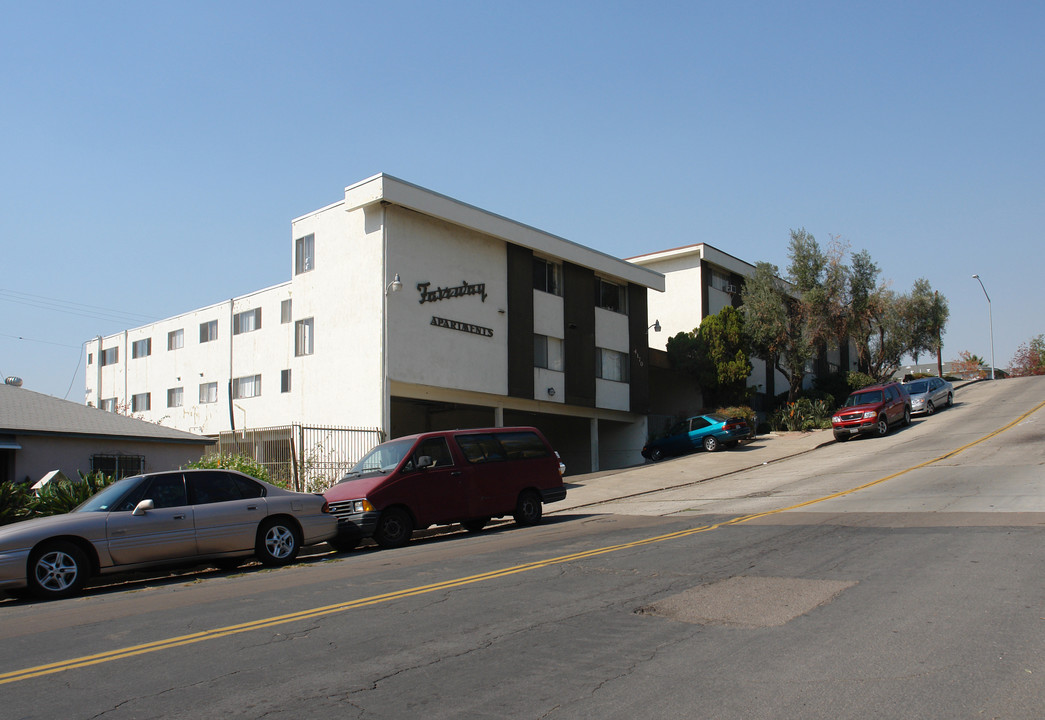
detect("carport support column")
(590, 418), (600, 473)
(494, 406), (504, 427)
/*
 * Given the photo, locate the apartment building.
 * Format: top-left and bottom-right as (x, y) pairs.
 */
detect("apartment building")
(86, 174), (665, 473)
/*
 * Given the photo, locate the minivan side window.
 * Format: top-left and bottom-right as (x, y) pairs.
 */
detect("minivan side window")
(415, 437), (454, 468)
(497, 431), (550, 460)
(456, 434), (507, 464)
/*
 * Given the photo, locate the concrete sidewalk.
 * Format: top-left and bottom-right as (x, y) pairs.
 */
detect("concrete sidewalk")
(549, 430), (833, 514)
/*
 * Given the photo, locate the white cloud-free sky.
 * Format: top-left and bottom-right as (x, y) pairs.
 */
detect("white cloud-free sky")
(2, 1), (1041, 399)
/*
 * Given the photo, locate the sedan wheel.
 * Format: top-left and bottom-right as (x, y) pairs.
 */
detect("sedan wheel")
(28, 541), (89, 600)
(946, 392), (953, 407)
(926, 401), (935, 416)
(649, 447), (664, 462)
(703, 435), (720, 452)
(256, 518), (301, 566)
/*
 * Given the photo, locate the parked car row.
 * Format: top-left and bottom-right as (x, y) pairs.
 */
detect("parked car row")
(831, 377), (954, 442)
(0, 427), (568, 601)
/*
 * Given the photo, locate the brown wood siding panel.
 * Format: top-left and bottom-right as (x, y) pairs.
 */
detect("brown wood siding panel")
(563, 262), (596, 407)
(506, 244), (534, 399)
(628, 283), (650, 414)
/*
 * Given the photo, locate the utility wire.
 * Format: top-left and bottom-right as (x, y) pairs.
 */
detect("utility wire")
(0, 289), (158, 325)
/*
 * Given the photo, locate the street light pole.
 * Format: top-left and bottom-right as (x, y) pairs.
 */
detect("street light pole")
(971, 274), (995, 380)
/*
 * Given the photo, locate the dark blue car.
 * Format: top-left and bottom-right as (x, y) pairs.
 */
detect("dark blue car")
(642, 413), (751, 461)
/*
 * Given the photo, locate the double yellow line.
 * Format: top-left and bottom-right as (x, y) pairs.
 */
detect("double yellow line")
(3, 398), (1042, 685)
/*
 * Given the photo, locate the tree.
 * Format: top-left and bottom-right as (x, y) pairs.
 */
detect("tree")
(665, 306), (753, 407)
(1009, 335), (1045, 376)
(742, 261), (812, 402)
(905, 279), (950, 372)
(953, 351), (987, 379)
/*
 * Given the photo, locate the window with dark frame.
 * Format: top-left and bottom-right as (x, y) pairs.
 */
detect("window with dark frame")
(295, 233), (315, 274)
(200, 320), (218, 343)
(533, 257), (561, 295)
(233, 308), (261, 335)
(596, 278), (628, 314)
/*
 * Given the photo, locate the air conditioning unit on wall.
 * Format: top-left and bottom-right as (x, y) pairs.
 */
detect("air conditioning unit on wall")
(725, 283), (738, 294)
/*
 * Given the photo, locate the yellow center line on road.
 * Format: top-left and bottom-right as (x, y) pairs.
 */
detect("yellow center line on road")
(3, 398), (1043, 685)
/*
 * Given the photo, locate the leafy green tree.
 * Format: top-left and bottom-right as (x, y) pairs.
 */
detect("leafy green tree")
(905, 278), (950, 371)
(742, 261), (812, 402)
(186, 453), (274, 484)
(665, 306), (753, 407)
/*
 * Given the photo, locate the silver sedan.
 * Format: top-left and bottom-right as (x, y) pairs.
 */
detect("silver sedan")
(903, 377), (954, 416)
(0, 469), (337, 600)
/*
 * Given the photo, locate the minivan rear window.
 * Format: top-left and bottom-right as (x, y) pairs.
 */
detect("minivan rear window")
(455, 431), (549, 464)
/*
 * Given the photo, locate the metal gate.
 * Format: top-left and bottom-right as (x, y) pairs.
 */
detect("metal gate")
(216, 424), (384, 492)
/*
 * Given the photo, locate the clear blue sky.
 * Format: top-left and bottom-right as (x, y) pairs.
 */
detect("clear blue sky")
(2, 1), (1042, 399)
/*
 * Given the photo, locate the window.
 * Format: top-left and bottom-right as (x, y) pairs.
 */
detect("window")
(232, 374), (261, 399)
(281, 369), (291, 393)
(281, 299), (292, 324)
(88, 353), (93, 365)
(233, 308), (262, 335)
(188, 471), (247, 505)
(167, 387), (183, 408)
(101, 398), (117, 413)
(131, 338), (152, 359)
(596, 348), (629, 383)
(534, 334), (564, 371)
(412, 438), (454, 468)
(200, 320), (218, 343)
(533, 257), (561, 295)
(295, 318), (314, 356)
(91, 454), (144, 479)
(455, 434), (507, 464)
(101, 347), (119, 366)
(597, 278), (628, 314)
(199, 382), (218, 404)
(295, 233), (315, 274)
(168, 329), (184, 350)
(139, 474), (188, 509)
(131, 393), (151, 412)
(498, 431), (551, 460)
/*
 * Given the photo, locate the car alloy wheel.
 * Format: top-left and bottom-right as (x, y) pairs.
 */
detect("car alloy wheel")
(256, 518), (301, 566)
(28, 541), (89, 599)
(703, 435), (719, 452)
(926, 401), (935, 416)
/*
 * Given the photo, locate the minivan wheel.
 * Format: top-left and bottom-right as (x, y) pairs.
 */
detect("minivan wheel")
(374, 508), (413, 548)
(513, 490), (543, 526)
(256, 518), (301, 566)
(875, 415), (889, 437)
(28, 541), (89, 600)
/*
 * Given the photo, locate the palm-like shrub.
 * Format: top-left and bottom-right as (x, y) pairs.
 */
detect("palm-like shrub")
(0, 481), (33, 526)
(31, 471), (116, 517)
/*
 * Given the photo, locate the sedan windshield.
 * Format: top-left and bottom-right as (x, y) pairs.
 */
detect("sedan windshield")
(73, 477), (141, 513)
(905, 381), (928, 394)
(845, 390), (883, 407)
(340, 438), (414, 481)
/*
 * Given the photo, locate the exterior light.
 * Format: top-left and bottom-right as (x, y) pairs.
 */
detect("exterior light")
(648, 320), (661, 333)
(971, 274), (995, 380)
(386, 273), (402, 294)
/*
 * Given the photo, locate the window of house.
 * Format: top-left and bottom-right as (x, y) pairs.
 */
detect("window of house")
(131, 393), (151, 412)
(281, 369), (291, 393)
(596, 348), (629, 383)
(200, 320), (218, 343)
(101, 347), (119, 366)
(597, 279), (628, 314)
(295, 318), (314, 356)
(91, 454), (144, 479)
(167, 387), (183, 408)
(533, 334), (564, 371)
(233, 308), (262, 335)
(101, 398), (117, 413)
(533, 257), (561, 295)
(232, 374), (261, 399)
(88, 353), (93, 365)
(295, 233), (315, 274)
(168, 328), (184, 350)
(131, 338), (152, 359)
(281, 299), (292, 324)
(199, 382), (218, 404)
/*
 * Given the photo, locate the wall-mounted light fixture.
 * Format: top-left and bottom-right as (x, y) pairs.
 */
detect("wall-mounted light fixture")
(546, 387), (556, 397)
(648, 319), (662, 333)
(386, 273), (403, 295)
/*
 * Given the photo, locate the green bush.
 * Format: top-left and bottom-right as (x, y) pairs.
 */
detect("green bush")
(715, 406), (758, 438)
(770, 397), (833, 432)
(185, 453), (278, 485)
(846, 371), (877, 391)
(31, 471), (116, 518)
(0, 481), (33, 526)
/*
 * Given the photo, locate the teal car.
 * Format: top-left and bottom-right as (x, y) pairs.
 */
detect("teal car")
(642, 413), (751, 461)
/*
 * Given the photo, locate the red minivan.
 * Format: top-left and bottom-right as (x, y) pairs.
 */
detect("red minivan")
(322, 426), (567, 551)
